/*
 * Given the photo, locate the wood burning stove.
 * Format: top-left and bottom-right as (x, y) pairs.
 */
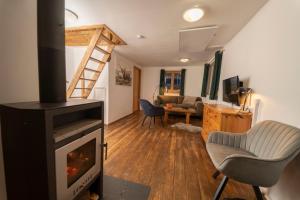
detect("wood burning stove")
(0, 101), (105, 200)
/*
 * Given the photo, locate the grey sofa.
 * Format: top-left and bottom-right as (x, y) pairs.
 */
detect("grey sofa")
(155, 95), (203, 116)
(206, 120), (300, 200)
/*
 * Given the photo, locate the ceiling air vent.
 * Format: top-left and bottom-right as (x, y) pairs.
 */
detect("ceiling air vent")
(179, 25), (218, 53)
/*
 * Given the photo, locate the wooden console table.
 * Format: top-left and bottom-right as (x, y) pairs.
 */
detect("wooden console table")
(163, 106), (196, 124)
(202, 104), (252, 142)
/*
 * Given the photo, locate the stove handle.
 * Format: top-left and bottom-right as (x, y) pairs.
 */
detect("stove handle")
(103, 143), (108, 160)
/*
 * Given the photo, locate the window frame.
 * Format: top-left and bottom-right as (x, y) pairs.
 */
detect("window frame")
(164, 70), (181, 95)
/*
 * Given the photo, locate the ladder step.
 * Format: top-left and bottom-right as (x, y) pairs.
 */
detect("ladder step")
(100, 35), (115, 45)
(79, 78), (97, 81)
(95, 46), (110, 54)
(89, 57), (105, 64)
(84, 68), (101, 73)
(75, 88), (92, 90)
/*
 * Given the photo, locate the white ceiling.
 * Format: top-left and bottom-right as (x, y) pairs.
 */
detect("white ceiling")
(65, 0), (268, 66)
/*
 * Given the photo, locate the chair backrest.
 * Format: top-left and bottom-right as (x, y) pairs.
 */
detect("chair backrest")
(140, 99), (155, 116)
(244, 120), (300, 160)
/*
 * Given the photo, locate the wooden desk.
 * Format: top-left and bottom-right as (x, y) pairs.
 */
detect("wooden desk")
(163, 106), (196, 124)
(202, 104), (252, 142)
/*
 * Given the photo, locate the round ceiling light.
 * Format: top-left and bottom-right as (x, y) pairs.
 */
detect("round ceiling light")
(183, 7), (204, 22)
(180, 58), (190, 63)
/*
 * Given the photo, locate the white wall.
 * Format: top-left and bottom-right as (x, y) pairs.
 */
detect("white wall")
(0, 1), (39, 103)
(94, 64), (110, 124)
(219, 0), (300, 128)
(108, 52), (141, 123)
(0, 1), (39, 199)
(141, 65), (205, 102)
(218, 0), (300, 199)
(66, 47), (86, 87)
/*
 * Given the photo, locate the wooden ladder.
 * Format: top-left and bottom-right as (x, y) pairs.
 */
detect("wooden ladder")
(66, 25), (126, 99)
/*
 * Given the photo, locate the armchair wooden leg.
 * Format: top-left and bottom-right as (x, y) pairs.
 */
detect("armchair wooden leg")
(154, 116), (156, 124)
(212, 170), (220, 179)
(142, 116), (147, 126)
(252, 186), (263, 200)
(213, 176), (229, 200)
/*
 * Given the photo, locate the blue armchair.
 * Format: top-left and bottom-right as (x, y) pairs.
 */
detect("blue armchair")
(140, 99), (165, 128)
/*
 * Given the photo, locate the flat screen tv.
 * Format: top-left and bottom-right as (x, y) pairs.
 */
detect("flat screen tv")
(223, 76), (240, 106)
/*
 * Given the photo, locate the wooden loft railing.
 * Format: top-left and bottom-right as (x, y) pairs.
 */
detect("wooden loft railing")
(65, 25), (126, 99)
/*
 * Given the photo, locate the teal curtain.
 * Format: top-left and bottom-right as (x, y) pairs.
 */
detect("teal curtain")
(159, 69), (165, 95)
(180, 69), (186, 96)
(209, 51), (223, 100)
(201, 64), (210, 97)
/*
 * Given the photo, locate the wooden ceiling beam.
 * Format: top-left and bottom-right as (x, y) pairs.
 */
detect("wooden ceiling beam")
(65, 24), (126, 46)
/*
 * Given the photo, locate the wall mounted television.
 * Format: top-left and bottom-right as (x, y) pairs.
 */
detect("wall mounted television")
(223, 76), (240, 106)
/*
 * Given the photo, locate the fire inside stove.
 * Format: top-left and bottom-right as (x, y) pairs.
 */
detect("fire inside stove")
(67, 139), (96, 187)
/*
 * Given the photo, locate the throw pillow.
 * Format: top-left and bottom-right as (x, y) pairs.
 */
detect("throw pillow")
(182, 96), (197, 106)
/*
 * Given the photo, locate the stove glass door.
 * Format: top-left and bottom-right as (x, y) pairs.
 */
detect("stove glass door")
(67, 139), (96, 187)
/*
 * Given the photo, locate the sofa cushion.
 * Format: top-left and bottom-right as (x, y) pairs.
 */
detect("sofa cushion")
(177, 96), (185, 104)
(182, 96), (197, 105)
(157, 95), (178, 104)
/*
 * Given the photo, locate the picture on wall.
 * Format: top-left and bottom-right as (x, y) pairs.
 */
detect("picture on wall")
(115, 65), (132, 86)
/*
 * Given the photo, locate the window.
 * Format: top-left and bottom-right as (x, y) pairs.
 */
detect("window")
(164, 71), (181, 95)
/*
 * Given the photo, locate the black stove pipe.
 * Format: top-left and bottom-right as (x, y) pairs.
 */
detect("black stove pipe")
(37, 0), (66, 103)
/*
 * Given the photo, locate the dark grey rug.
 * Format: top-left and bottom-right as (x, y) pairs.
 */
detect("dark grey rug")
(103, 175), (151, 200)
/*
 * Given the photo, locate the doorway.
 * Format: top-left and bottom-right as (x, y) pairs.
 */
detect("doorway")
(133, 66), (141, 112)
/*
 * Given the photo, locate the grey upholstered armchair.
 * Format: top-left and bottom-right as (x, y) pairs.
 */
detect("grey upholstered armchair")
(206, 120), (300, 200)
(140, 99), (165, 128)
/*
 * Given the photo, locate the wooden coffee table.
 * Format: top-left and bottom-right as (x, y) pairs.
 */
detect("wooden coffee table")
(163, 106), (196, 124)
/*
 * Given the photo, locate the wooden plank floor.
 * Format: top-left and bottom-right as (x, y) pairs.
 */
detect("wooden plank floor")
(104, 112), (255, 200)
